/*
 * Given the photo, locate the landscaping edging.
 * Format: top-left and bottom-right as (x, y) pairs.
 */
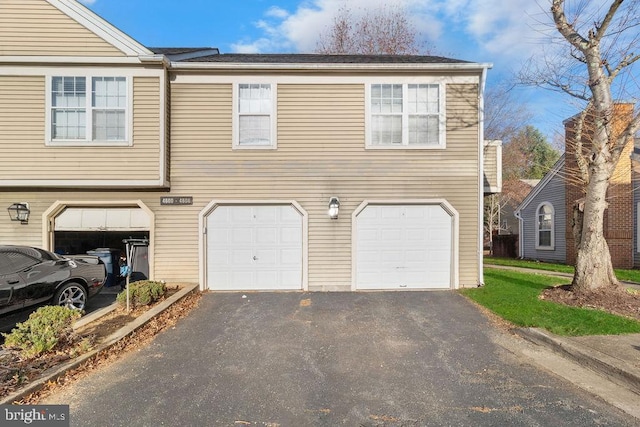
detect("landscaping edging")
(1, 283), (200, 404)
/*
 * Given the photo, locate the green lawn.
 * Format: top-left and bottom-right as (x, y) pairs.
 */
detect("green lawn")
(484, 257), (640, 283)
(460, 268), (640, 336)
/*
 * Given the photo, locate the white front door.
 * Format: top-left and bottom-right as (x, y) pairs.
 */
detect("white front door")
(355, 204), (452, 289)
(207, 205), (303, 290)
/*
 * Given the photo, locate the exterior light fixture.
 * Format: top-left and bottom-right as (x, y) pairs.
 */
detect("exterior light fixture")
(328, 197), (340, 220)
(7, 202), (30, 223)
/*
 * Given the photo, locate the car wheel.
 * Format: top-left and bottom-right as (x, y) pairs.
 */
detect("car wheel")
(54, 282), (88, 311)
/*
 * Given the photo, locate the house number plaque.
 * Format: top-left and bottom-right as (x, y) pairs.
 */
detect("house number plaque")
(160, 196), (193, 205)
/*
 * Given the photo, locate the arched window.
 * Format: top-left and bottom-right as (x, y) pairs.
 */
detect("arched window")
(536, 203), (554, 249)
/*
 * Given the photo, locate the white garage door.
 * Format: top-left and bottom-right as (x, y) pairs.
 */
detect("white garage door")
(356, 204), (452, 289)
(55, 208), (150, 231)
(207, 205), (303, 291)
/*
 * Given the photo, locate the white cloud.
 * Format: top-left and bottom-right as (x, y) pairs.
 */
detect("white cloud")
(265, 6), (289, 19)
(230, 0), (554, 65)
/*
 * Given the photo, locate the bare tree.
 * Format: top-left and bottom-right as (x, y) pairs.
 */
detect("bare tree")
(484, 84), (532, 142)
(484, 193), (510, 255)
(316, 5), (423, 55)
(522, 0), (640, 293)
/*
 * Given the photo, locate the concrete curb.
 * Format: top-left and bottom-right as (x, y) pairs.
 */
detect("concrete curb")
(1, 283), (199, 405)
(515, 328), (640, 395)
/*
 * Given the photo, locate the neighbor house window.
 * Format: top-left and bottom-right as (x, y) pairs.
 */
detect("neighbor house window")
(368, 83), (444, 148)
(234, 83), (276, 149)
(49, 76), (128, 144)
(536, 203), (554, 249)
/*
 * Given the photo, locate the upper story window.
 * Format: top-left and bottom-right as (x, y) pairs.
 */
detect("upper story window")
(48, 75), (129, 146)
(234, 83), (277, 149)
(536, 202), (555, 250)
(367, 83), (444, 149)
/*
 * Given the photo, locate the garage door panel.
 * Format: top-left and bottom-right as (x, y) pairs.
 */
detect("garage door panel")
(207, 205), (303, 291)
(257, 228), (277, 243)
(256, 206), (278, 222)
(405, 250), (427, 263)
(281, 227), (302, 243)
(256, 249), (277, 264)
(356, 204), (452, 290)
(382, 207), (402, 219)
(232, 228), (253, 244)
(281, 249), (302, 264)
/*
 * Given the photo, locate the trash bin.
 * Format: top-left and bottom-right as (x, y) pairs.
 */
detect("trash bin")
(87, 248), (121, 287)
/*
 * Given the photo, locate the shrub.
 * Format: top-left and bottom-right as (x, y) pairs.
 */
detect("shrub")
(2, 306), (82, 359)
(116, 280), (167, 309)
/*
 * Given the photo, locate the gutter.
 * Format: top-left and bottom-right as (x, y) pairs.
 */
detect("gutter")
(168, 61), (494, 72)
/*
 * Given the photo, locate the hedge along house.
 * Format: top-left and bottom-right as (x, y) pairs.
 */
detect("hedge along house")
(0, 0), (497, 291)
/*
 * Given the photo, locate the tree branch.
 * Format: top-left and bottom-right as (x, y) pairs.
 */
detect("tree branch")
(551, 0), (589, 50)
(594, 0), (625, 43)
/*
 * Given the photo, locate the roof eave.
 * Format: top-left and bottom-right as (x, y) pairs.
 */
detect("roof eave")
(169, 61), (493, 72)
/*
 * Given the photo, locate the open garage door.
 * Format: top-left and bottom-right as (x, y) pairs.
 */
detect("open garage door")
(53, 207), (151, 285)
(355, 204), (454, 290)
(206, 205), (303, 291)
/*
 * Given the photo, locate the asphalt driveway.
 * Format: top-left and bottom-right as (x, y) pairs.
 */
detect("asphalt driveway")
(45, 292), (635, 426)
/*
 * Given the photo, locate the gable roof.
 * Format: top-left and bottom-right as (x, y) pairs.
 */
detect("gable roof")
(46, 0), (152, 56)
(515, 154), (565, 215)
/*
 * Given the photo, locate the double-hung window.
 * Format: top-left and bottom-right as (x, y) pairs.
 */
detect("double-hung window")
(536, 203), (554, 249)
(234, 83), (276, 149)
(368, 83), (444, 148)
(49, 75), (128, 145)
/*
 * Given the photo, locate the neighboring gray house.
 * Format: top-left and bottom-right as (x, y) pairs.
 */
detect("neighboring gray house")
(514, 156), (567, 263)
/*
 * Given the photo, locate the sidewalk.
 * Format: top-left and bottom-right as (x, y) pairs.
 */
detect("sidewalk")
(486, 263), (640, 396)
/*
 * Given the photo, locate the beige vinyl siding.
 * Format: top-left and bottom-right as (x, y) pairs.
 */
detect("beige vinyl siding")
(0, 76), (162, 182)
(0, 0), (125, 57)
(0, 80), (480, 288)
(164, 82), (480, 288)
(483, 144), (497, 190)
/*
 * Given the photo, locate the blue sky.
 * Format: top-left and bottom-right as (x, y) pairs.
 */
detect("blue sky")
(80, 0), (586, 143)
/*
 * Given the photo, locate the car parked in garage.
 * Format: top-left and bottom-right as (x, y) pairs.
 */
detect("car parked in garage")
(0, 245), (106, 315)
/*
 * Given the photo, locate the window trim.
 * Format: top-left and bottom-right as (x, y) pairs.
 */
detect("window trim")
(45, 73), (133, 147)
(535, 202), (555, 250)
(365, 82), (446, 149)
(232, 82), (278, 150)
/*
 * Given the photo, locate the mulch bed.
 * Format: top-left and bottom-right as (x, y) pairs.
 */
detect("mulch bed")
(1, 286), (200, 402)
(541, 284), (640, 321)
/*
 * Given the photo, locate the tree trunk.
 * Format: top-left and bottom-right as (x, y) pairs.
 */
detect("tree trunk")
(572, 165), (620, 293)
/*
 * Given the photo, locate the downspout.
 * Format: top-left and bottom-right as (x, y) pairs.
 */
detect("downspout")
(514, 209), (524, 259)
(478, 66), (490, 286)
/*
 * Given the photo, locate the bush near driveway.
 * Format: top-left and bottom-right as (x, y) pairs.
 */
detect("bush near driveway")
(461, 268), (640, 336)
(2, 306), (83, 359)
(116, 281), (167, 309)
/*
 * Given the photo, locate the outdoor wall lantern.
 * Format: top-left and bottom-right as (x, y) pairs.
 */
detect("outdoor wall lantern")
(7, 202), (30, 223)
(328, 197), (340, 220)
